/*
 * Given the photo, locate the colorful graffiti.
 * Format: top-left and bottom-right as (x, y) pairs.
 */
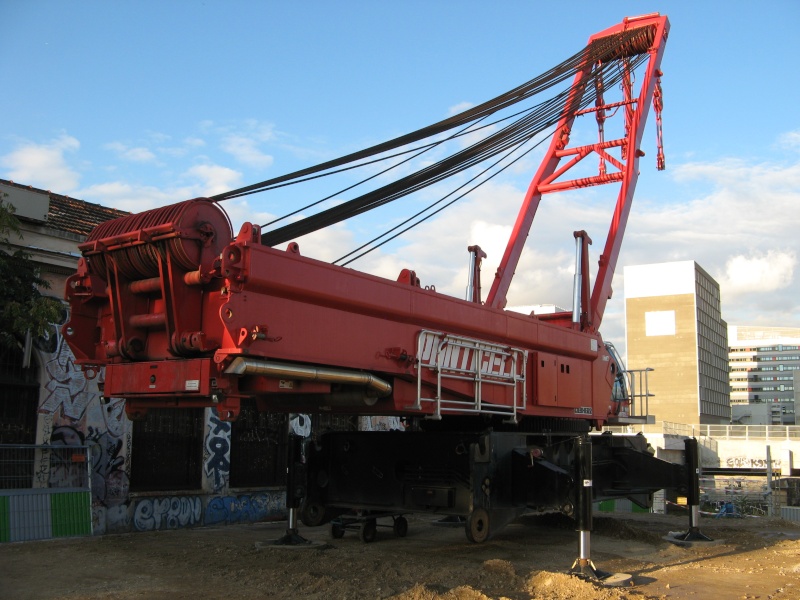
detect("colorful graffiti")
(133, 496), (203, 531)
(205, 492), (286, 525)
(358, 416), (406, 431)
(39, 331), (93, 421)
(725, 456), (782, 469)
(34, 312), (133, 534)
(31, 308), (289, 535)
(204, 411), (231, 493)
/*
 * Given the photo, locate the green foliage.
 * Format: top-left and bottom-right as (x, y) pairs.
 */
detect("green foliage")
(0, 196), (21, 244)
(0, 196), (64, 348)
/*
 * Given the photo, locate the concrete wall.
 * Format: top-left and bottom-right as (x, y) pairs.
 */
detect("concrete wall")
(31, 310), (287, 535)
(645, 433), (798, 474)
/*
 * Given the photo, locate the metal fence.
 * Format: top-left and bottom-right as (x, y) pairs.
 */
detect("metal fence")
(695, 424), (800, 441)
(699, 475), (772, 516)
(0, 444), (92, 542)
(606, 421), (800, 441)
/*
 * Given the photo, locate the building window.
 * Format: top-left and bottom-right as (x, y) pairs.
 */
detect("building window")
(645, 310), (676, 336)
(0, 345), (39, 445)
(229, 401), (288, 488)
(130, 408), (204, 491)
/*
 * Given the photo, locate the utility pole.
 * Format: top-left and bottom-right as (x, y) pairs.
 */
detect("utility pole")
(766, 445), (774, 517)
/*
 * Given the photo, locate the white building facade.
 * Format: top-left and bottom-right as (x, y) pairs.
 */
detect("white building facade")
(729, 326), (799, 425)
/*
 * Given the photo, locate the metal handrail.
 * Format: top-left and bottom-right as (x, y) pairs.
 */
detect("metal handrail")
(413, 330), (527, 421)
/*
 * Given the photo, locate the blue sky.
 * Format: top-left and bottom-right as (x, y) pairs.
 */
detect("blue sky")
(2, 1), (799, 356)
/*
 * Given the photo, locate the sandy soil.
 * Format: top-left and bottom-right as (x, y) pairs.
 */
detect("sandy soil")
(2, 511), (799, 599)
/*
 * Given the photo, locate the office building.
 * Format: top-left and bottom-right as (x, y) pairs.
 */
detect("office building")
(624, 261), (730, 425)
(729, 326), (799, 425)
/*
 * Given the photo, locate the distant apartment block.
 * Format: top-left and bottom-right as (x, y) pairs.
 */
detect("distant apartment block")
(729, 325), (799, 425)
(624, 261), (730, 425)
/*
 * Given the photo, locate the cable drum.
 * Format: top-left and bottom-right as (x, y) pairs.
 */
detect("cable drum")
(80, 198), (233, 279)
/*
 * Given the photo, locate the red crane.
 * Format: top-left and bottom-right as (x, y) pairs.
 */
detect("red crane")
(63, 15), (703, 559)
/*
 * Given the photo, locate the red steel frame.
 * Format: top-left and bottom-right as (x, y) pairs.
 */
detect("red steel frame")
(63, 15), (669, 427)
(488, 13), (669, 330)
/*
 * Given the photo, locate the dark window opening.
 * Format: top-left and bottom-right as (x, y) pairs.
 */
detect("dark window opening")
(0, 344), (39, 445)
(311, 414), (357, 440)
(229, 402), (288, 488)
(130, 407), (203, 492)
(228, 409), (358, 489)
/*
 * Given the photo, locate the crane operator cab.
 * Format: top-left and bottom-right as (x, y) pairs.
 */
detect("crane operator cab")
(606, 342), (630, 418)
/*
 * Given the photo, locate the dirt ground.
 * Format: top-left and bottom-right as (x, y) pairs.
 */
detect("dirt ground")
(2, 510), (799, 600)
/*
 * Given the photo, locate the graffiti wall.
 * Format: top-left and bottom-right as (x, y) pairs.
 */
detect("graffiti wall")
(702, 438), (797, 474)
(34, 314), (133, 534)
(205, 492), (286, 526)
(133, 496), (203, 531)
(131, 491), (286, 532)
(32, 310), (287, 535)
(204, 410), (232, 493)
(358, 416), (406, 431)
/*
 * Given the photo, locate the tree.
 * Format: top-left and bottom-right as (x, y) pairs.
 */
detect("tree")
(0, 195), (64, 349)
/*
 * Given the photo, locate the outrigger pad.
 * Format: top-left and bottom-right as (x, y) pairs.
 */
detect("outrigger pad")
(570, 558), (609, 581)
(664, 529), (721, 547)
(569, 559), (633, 587)
(255, 528), (331, 550)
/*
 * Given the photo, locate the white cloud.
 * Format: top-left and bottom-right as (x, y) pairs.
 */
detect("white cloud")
(78, 181), (189, 213)
(719, 250), (795, 297)
(315, 179), (594, 312)
(608, 156), (800, 354)
(278, 222), (358, 264)
(215, 120), (276, 170)
(221, 135), (274, 169)
(183, 164), (243, 197)
(105, 142), (156, 163)
(218, 198), (277, 234)
(0, 135), (81, 192)
(76, 163), (242, 213)
(778, 130), (800, 151)
(448, 101), (474, 117)
(145, 131), (172, 144)
(155, 136), (208, 158)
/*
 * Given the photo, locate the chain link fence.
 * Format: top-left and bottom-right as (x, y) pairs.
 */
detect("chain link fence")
(0, 444), (92, 542)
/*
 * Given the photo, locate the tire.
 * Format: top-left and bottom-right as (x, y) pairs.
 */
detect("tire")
(393, 516), (408, 537)
(359, 518), (377, 543)
(301, 502), (327, 527)
(330, 522), (345, 539)
(465, 508), (490, 543)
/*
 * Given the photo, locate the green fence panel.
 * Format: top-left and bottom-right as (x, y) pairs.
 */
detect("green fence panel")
(597, 500), (615, 512)
(50, 491), (92, 537)
(0, 496), (9, 542)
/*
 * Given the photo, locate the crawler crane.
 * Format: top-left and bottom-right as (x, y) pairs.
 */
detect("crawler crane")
(64, 14), (702, 565)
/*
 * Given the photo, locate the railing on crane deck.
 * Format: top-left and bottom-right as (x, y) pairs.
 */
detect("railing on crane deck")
(409, 330), (527, 421)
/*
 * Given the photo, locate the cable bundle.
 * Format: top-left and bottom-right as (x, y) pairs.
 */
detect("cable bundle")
(211, 25), (656, 261)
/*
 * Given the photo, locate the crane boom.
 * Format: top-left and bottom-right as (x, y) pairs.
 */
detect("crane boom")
(488, 13), (668, 324)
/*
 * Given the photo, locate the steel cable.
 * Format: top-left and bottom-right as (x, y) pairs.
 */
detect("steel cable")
(209, 26), (656, 253)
